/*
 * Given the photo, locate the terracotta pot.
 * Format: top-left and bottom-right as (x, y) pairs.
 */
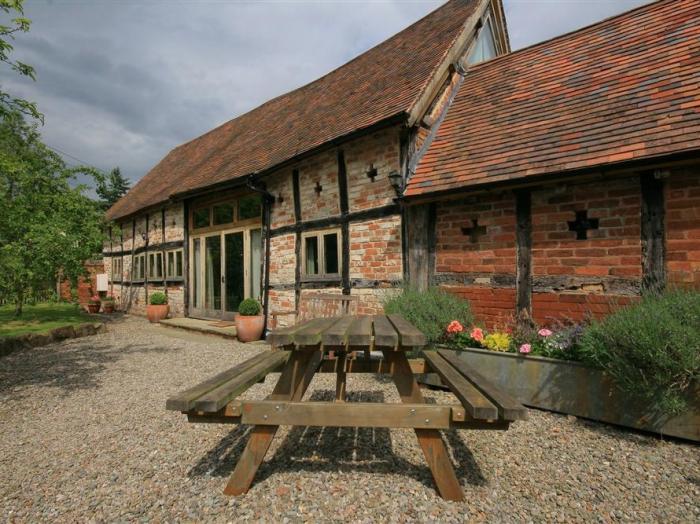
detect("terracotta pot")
(102, 303), (115, 314)
(87, 303), (100, 314)
(235, 314), (265, 342)
(146, 304), (169, 323)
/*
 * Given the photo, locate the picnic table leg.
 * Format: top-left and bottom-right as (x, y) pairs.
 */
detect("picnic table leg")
(223, 349), (323, 495)
(383, 349), (464, 502)
(335, 351), (347, 402)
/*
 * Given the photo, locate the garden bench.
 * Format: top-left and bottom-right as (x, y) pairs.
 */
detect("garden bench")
(268, 293), (358, 328)
(166, 314), (526, 501)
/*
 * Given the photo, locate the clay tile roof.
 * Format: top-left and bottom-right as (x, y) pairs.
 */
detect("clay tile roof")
(107, 0), (481, 220)
(407, 0), (700, 198)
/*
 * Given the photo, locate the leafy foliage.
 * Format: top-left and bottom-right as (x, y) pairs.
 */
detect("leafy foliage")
(96, 167), (130, 210)
(0, 1), (41, 122)
(0, 112), (104, 316)
(149, 291), (167, 306)
(579, 289), (700, 415)
(238, 298), (261, 316)
(383, 286), (473, 345)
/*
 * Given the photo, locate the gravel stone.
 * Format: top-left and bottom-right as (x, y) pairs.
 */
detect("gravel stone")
(1, 316), (698, 522)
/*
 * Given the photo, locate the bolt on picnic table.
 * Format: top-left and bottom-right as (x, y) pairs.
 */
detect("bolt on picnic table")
(166, 314), (526, 501)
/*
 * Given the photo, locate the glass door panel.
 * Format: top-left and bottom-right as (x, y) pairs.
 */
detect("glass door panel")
(193, 238), (202, 309)
(205, 235), (222, 311)
(250, 229), (262, 300)
(225, 232), (244, 312)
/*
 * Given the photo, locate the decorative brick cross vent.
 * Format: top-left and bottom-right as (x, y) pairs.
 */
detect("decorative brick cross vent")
(461, 218), (487, 244)
(366, 163), (378, 182)
(314, 181), (323, 195)
(568, 210), (599, 240)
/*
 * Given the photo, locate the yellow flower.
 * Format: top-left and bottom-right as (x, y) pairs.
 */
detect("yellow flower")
(483, 332), (511, 352)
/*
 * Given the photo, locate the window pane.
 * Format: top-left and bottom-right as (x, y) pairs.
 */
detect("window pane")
(305, 236), (319, 275)
(250, 229), (261, 300)
(238, 194), (261, 220)
(193, 208), (210, 228)
(324, 233), (339, 274)
(468, 19), (497, 64)
(213, 203), (234, 225)
(167, 252), (174, 277)
(176, 251), (183, 277)
(148, 254), (155, 278)
(156, 253), (162, 278)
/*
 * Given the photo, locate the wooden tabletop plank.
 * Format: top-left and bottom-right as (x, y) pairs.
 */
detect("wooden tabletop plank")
(267, 320), (312, 347)
(322, 315), (354, 348)
(438, 349), (528, 421)
(192, 351), (290, 412)
(372, 315), (398, 349)
(423, 351), (498, 420)
(292, 317), (338, 347)
(387, 314), (427, 348)
(166, 351), (275, 411)
(347, 315), (373, 347)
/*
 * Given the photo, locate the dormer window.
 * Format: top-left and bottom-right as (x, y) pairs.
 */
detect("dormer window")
(468, 17), (498, 65)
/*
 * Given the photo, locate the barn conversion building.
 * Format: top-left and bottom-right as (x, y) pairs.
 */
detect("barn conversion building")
(105, 0), (700, 328)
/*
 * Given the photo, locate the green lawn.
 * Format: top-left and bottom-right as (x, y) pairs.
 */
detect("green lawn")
(0, 302), (92, 338)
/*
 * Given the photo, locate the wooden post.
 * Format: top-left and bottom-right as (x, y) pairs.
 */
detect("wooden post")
(641, 172), (666, 294)
(337, 150), (351, 295)
(406, 204), (431, 291)
(515, 190), (532, 323)
(292, 169), (302, 310)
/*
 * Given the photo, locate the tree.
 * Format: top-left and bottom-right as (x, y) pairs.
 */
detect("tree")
(0, 0), (41, 122)
(96, 166), (130, 209)
(0, 112), (104, 316)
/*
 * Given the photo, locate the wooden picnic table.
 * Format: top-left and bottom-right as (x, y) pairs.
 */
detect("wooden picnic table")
(166, 314), (526, 501)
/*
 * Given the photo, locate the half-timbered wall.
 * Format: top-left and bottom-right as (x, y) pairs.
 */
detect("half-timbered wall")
(412, 164), (700, 329)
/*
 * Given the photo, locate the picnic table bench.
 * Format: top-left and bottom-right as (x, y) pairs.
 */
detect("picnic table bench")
(166, 314), (526, 501)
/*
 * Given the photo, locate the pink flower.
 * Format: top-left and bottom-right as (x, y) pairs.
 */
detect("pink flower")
(538, 328), (553, 337)
(519, 343), (532, 354)
(446, 320), (463, 334)
(470, 327), (484, 342)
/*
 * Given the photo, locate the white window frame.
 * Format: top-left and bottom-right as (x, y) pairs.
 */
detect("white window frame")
(301, 228), (341, 280)
(112, 257), (123, 282)
(148, 252), (164, 280)
(166, 249), (184, 279)
(132, 253), (146, 281)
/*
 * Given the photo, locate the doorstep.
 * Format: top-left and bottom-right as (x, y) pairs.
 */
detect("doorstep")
(159, 317), (237, 339)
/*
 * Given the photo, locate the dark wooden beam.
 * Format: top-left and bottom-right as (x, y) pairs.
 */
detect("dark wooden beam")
(515, 189), (532, 321)
(292, 169), (302, 308)
(640, 172), (666, 294)
(337, 150), (351, 294)
(406, 204), (430, 291)
(270, 204), (400, 238)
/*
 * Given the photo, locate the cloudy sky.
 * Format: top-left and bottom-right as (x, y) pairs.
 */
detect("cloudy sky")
(2, 0), (651, 185)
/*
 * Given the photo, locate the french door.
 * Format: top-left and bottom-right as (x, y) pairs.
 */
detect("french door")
(190, 228), (261, 319)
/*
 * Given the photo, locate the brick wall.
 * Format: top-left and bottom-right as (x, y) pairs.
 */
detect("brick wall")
(434, 192), (517, 328)
(297, 149), (340, 222)
(349, 215), (403, 282)
(666, 169), (700, 287)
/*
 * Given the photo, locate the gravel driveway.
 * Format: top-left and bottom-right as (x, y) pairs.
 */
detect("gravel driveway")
(1, 316), (698, 522)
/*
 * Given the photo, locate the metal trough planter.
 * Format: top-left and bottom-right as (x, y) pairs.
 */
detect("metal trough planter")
(425, 347), (699, 442)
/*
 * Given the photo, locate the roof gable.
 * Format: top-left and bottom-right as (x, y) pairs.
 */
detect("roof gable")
(408, 0), (700, 197)
(107, 0), (485, 220)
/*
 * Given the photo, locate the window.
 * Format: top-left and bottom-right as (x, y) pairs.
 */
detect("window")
(166, 249), (184, 279)
(213, 203), (234, 225)
(193, 208), (210, 229)
(148, 252), (163, 279)
(468, 18), (498, 65)
(132, 254), (146, 280)
(238, 194), (261, 220)
(302, 229), (341, 278)
(112, 257), (123, 282)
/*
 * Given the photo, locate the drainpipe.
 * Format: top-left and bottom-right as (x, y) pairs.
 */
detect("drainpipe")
(246, 174), (275, 333)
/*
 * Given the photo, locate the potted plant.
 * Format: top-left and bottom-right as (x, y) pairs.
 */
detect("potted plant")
(87, 295), (101, 314)
(102, 295), (115, 314)
(146, 291), (169, 323)
(235, 298), (264, 342)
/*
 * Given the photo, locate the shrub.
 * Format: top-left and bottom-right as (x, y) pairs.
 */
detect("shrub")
(238, 298), (261, 316)
(149, 292), (167, 305)
(579, 289), (700, 415)
(383, 286), (473, 344)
